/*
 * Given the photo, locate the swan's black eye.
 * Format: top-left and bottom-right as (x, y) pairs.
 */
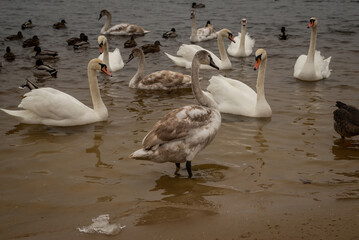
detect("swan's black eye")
(255, 54), (262, 61)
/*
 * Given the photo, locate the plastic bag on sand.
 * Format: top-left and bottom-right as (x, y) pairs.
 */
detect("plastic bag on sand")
(78, 214), (125, 235)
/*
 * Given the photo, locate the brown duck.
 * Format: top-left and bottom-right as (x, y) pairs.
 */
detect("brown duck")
(3, 47), (15, 61)
(22, 35), (40, 48)
(141, 41), (161, 54)
(4, 31), (23, 41)
(334, 101), (359, 139)
(53, 19), (67, 29)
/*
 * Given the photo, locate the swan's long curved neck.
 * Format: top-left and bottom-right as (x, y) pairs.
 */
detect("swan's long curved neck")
(88, 66), (105, 112)
(129, 52), (145, 88)
(190, 16), (197, 41)
(256, 58), (267, 105)
(307, 26), (317, 63)
(103, 41), (110, 68)
(218, 33), (229, 62)
(240, 25), (246, 51)
(101, 12), (111, 33)
(192, 59), (217, 109)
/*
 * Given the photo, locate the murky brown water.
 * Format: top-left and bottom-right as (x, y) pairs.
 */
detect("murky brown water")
(1, 0), (359, 239)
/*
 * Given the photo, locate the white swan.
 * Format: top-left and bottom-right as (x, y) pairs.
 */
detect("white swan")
(190, 10), (217, 43)
(227, 18), (255, 57)
(126, 48), (192, 90)
(98, 35), (124, 72)
(205, 49), (272, 118)
(294, 17), (331, 81)
(129, 50), (221, 178)
(1, 59), (112, 126)
(165, 28), (235, 70)
(98, 9), (149, 36)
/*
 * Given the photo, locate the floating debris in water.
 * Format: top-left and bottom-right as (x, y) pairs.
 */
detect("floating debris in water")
(78, 214), (125, 235)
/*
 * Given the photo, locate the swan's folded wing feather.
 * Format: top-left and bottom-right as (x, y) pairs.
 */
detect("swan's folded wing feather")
(293, 54), (307, 77)
(19, 88), (91, 120)
(142, 105), (213, 149)
(142, 70), (190, 88)
(177, 44), (203, 59)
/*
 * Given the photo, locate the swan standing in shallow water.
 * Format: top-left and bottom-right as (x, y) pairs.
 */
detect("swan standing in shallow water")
(126, 48), (193, 90)
(190, 10), (216, 43)
(129, 50), (220, 178)
(294, 17), (331, 81)
(98, 9), (149, 36)
(165, 28), (235, 70)
(205, 49), (272, 117)
(1, 59), (112, 126)
(98, 35), (124, 72)
(227, 18), (255, 57)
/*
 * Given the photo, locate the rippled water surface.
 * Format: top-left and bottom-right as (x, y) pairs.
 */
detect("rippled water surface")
(1, 0), (359, 239)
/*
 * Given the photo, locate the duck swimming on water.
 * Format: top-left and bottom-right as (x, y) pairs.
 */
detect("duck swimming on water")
(333, 101), (359, 139)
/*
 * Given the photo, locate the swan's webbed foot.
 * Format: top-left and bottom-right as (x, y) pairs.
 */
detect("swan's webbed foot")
(186, 161), (192, 178)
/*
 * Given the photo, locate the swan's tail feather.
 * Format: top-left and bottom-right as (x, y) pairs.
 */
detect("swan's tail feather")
(1, 109), (27, 121)
(322, 56), (332, 78)
(164, 52), (187, 68)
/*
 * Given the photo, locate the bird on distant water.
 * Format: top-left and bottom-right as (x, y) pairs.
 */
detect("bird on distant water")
(73, 35), (90, 49)
(162, 28), (177, 39)
(279, 27), (289, 40)
(333, 101), (359, 139)
(22, 35), (40, 48)
(192, 2), (205, 8)
(67, 33), (86, 45)
(4, 31), (23, 41)
(33, 59), (58, 78)
(53, 19), (67, 29)
(21, 19), (33, 29)
(124, 35), (137, 48)
(33, 46), (58, 60)
(3, 47), (15, 61)
(141, 41), (161, 54)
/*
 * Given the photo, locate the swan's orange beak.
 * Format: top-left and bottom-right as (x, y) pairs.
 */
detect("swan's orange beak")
(254, 59), (261, 70)
(99, 43), (104, 54)
(308, 20), (314, 28)
(228, 33), (236, 43)
(101, 66), (112, 77)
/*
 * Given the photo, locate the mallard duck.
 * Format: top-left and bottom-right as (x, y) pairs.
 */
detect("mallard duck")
(192, 2), (205, 8)
(279, 27), (289, 40)
(22, 35), (40, 48)
(3, 47), (15, 61)
(141, 41), (161, 54)
(4, 31), (23, 41)
(20, 79), (39, 90)
(162, 28), (177, 39)
(21, 20), (33, 30)
(73, 35), (90, 49)
(124, 36), (137, 48)
(53, 19), (67, 29)
(33, 59), (57, 78)
(334, 101), (359, 139)
(66, 33), (86, 45)
(33, 46), (58, 60)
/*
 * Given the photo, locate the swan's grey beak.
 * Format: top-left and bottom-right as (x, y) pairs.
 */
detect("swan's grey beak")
(209, 58), (219, 70)
(125, 54), (134, 64)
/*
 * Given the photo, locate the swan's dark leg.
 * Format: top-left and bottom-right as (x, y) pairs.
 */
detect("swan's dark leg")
(175, 163), (180, 169)
(186, 161), (192, 178)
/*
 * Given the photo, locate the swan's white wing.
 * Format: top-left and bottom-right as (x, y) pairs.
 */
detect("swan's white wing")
(196, 27), (217, 41)
(244, 33), (255, 56)
(105, 23), (147, 35)
(314, 50), (331, 79)
(171, 44), (222, 69)
(98, 48), (124, 72)
(293, 54), (307, 78)
(207, 75), (257, 115)
(19, 88), (92, 120)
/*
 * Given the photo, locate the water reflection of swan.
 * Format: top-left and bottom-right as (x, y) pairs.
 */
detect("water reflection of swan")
(86, 125), (112, 168)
